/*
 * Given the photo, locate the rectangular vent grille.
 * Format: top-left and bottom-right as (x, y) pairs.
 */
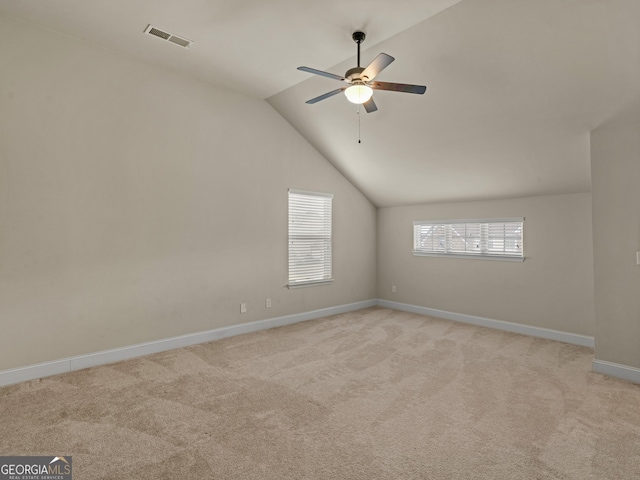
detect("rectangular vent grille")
(168, 36), (190, 48)
(144, 25), (192, 49)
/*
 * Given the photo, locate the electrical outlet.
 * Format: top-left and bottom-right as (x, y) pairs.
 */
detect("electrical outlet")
(265, 298), (272, 308)
(392, 285), (397, 293)
(240, 303), (247, 314)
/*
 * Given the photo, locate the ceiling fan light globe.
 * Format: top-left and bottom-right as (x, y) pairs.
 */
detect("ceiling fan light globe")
(345, 84), (373, 104)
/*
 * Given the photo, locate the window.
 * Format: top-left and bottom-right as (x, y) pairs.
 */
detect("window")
(288, 189), (333, 287)
(413, 218), (524, 260)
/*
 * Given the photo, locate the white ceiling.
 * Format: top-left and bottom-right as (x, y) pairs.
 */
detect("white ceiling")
(2, 0), (639, 206)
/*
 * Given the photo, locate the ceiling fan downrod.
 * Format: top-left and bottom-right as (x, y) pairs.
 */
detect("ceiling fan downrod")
(352, 31), (366, 68)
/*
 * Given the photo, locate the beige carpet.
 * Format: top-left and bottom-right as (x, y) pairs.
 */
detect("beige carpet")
(1, 307), (639, 479)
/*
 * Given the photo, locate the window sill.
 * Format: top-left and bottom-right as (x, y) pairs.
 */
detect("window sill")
(287, 279), (334, 289)
(413, 252), (525, 262)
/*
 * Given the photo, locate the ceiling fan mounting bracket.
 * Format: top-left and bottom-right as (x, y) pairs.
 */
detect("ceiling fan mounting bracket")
(352, 31), (366, 44)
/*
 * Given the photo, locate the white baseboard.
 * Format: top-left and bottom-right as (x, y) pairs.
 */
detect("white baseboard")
(7, 299), (626, 388)
(377, 299), (595, 348)
(592, 359), (640, 385)
(0, 299), (377, 388)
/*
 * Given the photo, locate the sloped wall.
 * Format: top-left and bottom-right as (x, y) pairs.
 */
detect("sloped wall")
(0, 15), (376, 370)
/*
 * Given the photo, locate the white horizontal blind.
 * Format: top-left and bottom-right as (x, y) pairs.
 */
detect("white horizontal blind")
(414, 218), (523, 259)
(487, 221), (523, 256)
(447, 222), (482, 254)
(288, 190), (333, 286)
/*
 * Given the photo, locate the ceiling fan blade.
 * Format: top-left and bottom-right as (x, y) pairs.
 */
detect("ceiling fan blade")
(370, 81), (426, 94)
(361, 53), (395, 81)
(305, 87), (347, 104)
(363, 97), (378, 113)
(297, 66), (346, 82)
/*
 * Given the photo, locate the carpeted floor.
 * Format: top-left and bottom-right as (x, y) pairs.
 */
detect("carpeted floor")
(1, 307), (639, 479)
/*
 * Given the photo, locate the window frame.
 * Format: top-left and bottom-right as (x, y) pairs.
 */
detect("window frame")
(287, 189), (334, 288)
(413, 217), (524, 261)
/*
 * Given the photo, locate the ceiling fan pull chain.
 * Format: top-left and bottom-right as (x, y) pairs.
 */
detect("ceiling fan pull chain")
(358, 104), (362, 144)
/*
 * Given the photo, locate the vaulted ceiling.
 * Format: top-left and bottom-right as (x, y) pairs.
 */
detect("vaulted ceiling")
(2, 0), (639, 206)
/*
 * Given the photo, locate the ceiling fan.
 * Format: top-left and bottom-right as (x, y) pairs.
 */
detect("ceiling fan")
(298, 31), (426, 113)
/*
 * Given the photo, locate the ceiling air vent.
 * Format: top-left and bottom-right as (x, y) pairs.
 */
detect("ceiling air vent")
(144, 25), (192, 49)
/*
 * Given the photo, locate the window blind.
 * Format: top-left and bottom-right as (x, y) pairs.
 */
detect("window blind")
(413, 218), (523, 260)
(288, 189), (333, 286)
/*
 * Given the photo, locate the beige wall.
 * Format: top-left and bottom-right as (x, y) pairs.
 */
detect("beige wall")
(591, 116), (640, 369)
(0, 15), (377, 371)
(377, 193), (595, 336)
(6, 13), (629, 378)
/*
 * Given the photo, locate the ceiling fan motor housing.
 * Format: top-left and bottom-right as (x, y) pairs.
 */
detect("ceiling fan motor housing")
(345, 67), (366, 82)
